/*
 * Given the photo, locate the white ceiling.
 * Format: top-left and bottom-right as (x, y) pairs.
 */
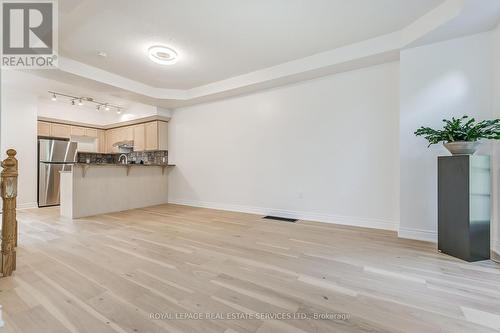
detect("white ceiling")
(9, 0), (500, 110)
(410, 0), (500, 47)
(59, 0), (443, 89)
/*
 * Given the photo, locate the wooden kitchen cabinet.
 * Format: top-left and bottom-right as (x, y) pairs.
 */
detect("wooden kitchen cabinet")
(105, 129), (119, 153)
(145, 121), (158, 150)
(158, 121), (168, 150)
(85, 128), (98, 138)
(143, 121), (168, 151)
(133, 124), (145, 151)
(71, 126), (86, 137)
(50, 123), (71, 139)
(97, 130), (106, 153)
(37, 121), (51, 137)
(121, 126), (134, 142)
(37, 120), (168, 153)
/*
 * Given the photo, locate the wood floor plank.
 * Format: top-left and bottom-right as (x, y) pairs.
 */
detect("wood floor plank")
(1, 204), (499, 333)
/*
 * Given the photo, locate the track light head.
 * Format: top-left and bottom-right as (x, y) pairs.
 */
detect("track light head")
(105, 104), (110, 111)
(71, 100), (75, 106)
(51, 93), (57, 101)
(78, 99), (83, 106)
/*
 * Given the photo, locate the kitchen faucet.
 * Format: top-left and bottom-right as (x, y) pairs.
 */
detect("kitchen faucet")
(118, 154), (128, 164)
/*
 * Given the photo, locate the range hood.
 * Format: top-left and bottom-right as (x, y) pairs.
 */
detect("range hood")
(112, 140), (134, 149)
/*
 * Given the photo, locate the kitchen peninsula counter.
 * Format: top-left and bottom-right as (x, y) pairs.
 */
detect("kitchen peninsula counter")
(60, 163), (173, 218)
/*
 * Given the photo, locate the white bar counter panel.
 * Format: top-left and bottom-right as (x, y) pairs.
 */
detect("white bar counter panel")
(60, 164), (169, 218)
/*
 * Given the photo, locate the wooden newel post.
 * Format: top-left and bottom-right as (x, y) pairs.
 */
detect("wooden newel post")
(1, 149), (18, 276)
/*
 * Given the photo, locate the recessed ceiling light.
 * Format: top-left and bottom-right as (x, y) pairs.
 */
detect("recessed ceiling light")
(148, 45), (178, 65)
(98, 51), (107, 57)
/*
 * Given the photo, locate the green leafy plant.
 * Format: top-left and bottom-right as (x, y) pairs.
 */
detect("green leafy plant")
(415, 116), (500, 147)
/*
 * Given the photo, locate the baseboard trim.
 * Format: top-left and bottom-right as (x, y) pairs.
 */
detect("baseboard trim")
(168, 198), (398, 231)
(398, 227), (437, 243)
(493, 241), (500, 263)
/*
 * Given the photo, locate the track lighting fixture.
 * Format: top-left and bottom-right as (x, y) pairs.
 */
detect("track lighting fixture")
(48, 91), (123, 113)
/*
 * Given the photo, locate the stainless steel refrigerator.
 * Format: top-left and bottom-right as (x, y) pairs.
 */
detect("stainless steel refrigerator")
(38, 139), (78, 207)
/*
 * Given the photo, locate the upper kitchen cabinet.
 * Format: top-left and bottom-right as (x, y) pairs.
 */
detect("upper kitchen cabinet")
(133, 124), (146, 151)
(158, 121), (168, 150)
(85, 128), (99, 138)
(38, 121), (51, 137)
(145, 121), (158, 151)
(50, 123), (71, 139)
(37, 120), (168, 153)
(105, 128), (119, 153)
(70, 126), (99, 138)
(97, 130), (106, 153)
(70, 126), (86, 137)
(144, 121), (168, 151)
(121, 126), (134, 142)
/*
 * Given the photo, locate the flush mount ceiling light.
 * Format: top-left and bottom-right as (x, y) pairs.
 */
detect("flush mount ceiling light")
(148, 45), (178, 65)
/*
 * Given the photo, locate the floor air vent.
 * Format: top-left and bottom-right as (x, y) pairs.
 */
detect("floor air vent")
(263, 216), (298, 223)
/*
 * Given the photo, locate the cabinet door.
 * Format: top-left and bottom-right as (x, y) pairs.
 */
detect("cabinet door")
(50, 124), (71, 139)
(133, 124), (145, 151)
(145, 121), (158, 151)
(85, 128), (98, 138)
(105, 129), (115, 153)
(71, 126), (86, 137)
(38, 121), (51, 137)
(158, 121), (168, 150)
(97, 130), (106, 153)
(123, 126), (134, 141)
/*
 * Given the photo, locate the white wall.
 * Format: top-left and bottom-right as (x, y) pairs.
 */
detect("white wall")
(168, 62), (400, 230)
(399, 32), (494, 242)
(1, 83), (38, 209)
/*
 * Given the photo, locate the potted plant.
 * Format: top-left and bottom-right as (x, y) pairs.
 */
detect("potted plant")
(415, 116), (500, 155)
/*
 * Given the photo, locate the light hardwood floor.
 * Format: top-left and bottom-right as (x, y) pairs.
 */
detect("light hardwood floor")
(1, 204), (500, 333)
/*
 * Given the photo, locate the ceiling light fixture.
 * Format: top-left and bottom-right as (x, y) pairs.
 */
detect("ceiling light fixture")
(148, 45), (178, 65)
(48, 91), (123, 113)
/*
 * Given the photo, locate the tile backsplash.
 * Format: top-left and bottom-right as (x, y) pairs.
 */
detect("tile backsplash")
(78, 150), (168, 165)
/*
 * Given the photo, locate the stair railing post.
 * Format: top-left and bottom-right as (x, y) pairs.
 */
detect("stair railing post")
(1, 149), (18, 276)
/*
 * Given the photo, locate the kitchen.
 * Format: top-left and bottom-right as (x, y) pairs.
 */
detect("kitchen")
(37, 115), (173, 218)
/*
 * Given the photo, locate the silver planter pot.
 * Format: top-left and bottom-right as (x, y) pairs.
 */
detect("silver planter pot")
(443, 141), (481, 155)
